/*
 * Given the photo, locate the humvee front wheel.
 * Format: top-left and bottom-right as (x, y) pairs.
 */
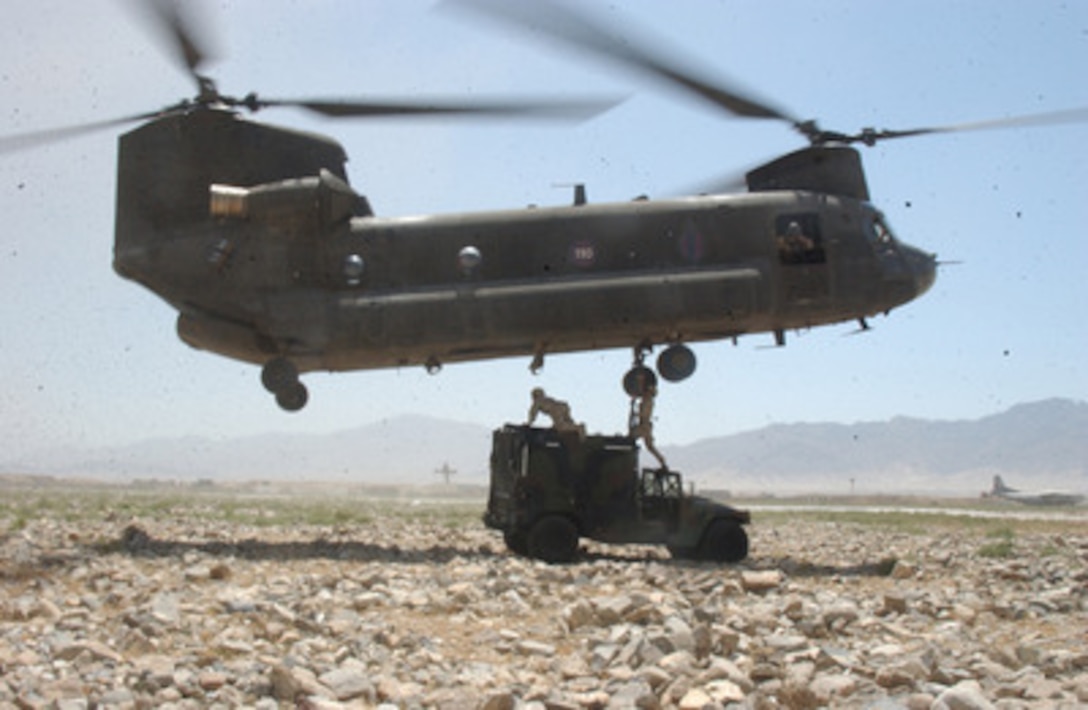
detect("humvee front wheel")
(527, 515), (579, 563)
(698, 519), (749, 563)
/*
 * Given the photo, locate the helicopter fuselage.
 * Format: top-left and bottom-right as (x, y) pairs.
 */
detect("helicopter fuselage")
(113, 109), (935, 408)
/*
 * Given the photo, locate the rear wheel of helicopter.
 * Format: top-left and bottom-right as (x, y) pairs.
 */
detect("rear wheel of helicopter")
(275, 381), (309, 412)
(261, 357), (298, 393)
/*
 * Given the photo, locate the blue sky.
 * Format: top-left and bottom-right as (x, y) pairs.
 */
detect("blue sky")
(1, 0), (1086, 464)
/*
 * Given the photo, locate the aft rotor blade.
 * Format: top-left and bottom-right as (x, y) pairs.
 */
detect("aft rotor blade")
(253, 95), (624, 122)
(853, 106), (1088, 145)
(671, 168), (750, 198)
(443, 0), (798, 124)
(0, 110), (165, 154)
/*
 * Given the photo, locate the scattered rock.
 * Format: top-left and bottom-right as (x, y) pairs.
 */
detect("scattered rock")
(741, 569), (783, 592)
(933, 679), (997, 709)
(0, 503), (1083, 709)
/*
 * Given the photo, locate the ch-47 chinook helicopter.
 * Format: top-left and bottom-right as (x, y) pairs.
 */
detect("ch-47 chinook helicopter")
(5, 1), (1086, 412)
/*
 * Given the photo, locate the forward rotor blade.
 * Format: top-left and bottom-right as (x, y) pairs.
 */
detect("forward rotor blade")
(443, 0), (797, 124)
(129, 0), (217, 91)
(855, 106), (1088, 145)
(254, 95), (624, 122)
(0, 110), (165, 154)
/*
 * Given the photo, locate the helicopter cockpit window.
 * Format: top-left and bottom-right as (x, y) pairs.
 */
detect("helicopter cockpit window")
(775, 214), (825, 265)
(866, 213), (901, 256)
(868, 215), (893, 243)
(865, 212), (910, 278)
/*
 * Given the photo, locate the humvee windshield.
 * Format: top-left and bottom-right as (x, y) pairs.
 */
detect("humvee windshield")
(640, 469), (682, 498)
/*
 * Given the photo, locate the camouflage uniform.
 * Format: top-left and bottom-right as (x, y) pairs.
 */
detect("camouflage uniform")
(629, 385), (667, 469)
(527, 388), (586, 438)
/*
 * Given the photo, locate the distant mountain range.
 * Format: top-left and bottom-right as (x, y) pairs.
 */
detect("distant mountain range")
(668, 398), (1087, 495)
(4, 399), (1085, 496)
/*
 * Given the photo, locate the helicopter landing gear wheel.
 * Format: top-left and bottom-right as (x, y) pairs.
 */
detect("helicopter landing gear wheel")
(261, 357), (298, 393)
(623, 343), (658, 397)
(657, 344), (696, 382)
(275, 381), (309, 412)
(262, 357), (308, 412)
(623, 365), (657, 397)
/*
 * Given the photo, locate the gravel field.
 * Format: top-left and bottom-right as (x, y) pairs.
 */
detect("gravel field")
(1, 485), (1086, 709)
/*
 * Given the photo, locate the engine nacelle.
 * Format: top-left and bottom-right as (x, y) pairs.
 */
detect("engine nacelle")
(746, 146), (870, 201)
(209, 168), (369, 231)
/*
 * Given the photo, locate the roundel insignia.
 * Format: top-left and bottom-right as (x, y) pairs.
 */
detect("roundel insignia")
(570, 240), (596, 267)
(678, 218), (704, 263)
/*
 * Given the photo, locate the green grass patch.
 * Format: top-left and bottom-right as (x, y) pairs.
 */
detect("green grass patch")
(0, 483), (483, 531)
(3, 482), (1083, 542)
(977, 527), (1016, 558)
(749, 506), (1088, 537)
(977, 540), (1014, 558)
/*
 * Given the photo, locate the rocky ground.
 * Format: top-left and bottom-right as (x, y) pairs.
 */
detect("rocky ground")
(0, 490), (1086, 709)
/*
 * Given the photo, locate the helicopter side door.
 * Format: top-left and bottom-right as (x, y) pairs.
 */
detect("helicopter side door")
(774, 212), (830, 310)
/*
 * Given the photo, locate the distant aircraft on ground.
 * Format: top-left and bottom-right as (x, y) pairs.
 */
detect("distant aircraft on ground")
(984, 476), (1084, 507)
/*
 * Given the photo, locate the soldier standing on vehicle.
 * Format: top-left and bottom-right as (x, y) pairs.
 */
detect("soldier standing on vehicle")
(527, 388), (586, 438)
(629, 383), (667, 469)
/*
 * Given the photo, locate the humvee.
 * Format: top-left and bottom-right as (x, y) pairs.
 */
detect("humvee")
(484, 424), (750, 563)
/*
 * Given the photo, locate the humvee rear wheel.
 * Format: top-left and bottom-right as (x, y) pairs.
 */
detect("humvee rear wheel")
(698, 519), (749, 563)
(503, 529), (529, 556)
(527, 515), (579, 563)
